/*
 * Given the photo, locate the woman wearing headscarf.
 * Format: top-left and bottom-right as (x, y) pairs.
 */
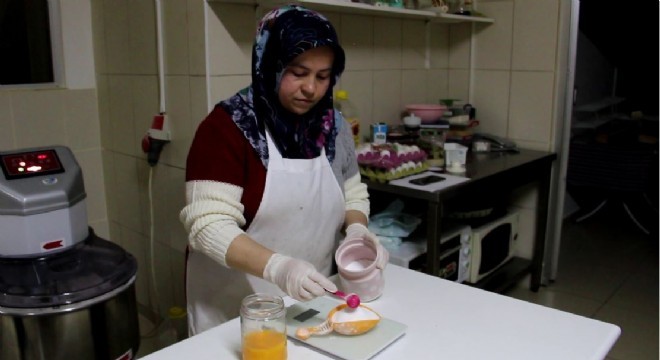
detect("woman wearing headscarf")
(180, 5), (387, 335)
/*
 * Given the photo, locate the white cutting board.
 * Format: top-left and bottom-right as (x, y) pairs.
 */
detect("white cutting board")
(285, 297), (407, 360)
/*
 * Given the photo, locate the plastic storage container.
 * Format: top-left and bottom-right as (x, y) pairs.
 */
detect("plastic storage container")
(335, 236), (388, 302)
(335, 90), (360, 146)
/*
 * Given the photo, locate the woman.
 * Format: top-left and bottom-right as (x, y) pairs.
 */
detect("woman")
(179, 5), (387, 335)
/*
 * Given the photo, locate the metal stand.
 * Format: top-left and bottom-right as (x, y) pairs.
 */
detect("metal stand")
(574, 193), (656, 236)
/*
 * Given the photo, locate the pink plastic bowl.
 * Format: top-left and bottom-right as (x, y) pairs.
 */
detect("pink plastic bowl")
(405, 104), (447, 123)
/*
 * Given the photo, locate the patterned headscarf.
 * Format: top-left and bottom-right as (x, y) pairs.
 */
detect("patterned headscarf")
(219, 5), (345, 167)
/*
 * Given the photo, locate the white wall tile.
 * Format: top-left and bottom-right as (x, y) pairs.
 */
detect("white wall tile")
(102, 0), (131, 74)
(372, 70), (402, 125)
(163, 0), (190, 75)
(207, 3), (254, 76)
(323, 11), (342, 33)
(341, 15), (374, 71)
(160, 76), (192, 168)
(0, 93), (15, 150)
(152, 238), (174, 315)
(109, 221), (121, 245)
(447, 69), (470, 102)
(426, 69), (450, 103)
(90, 0), (106, 75)
(112, 153), (144, 233)
(89, 219), (110, 240)
(102, 149), (119, 223)
(338, 71), (373, 142)
(137, 160), (152, 237)
(121, 227), (150, 306)
(473, 1), (514, 70)
(209, 75), (251, 107)
(63, 89), (101, 151)
(513, 139), (551, 152)
(169, 246), (187, 309)
(128, 0), (157, 75)
(508, 71), (554, 143)
(472, 69), (510, 137)
(189, 75), (209, 131)
(401, 69), (429, 112)
(132, 75), (161, 158)
(60, 0), (96, 89)
(146, 165), (186, 268)
(107, 76), (136, 152)
(73, 149), (107, 223)
(448, 23), (471, 70)
(11, 90), (67, 149)
(96, 75), (113, 149)
(512, 0), (559, 71)
(429, 23), (450, 69)
(187, 0), (207, 75)
(166, 167), (189, 252)
(151, 165), (177, 250)
(112, 150), (138, 189)
(373, 18), (402, 70)
(401, 19), (425, 69)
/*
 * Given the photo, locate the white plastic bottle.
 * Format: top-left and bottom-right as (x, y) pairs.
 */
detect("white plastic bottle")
(335, 90), (360, 146)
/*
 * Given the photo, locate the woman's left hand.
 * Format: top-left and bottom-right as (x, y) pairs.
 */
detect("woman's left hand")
(344, 223), (389, 269)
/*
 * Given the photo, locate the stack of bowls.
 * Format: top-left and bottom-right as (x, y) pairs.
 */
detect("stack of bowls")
(404, 104), (447, 123)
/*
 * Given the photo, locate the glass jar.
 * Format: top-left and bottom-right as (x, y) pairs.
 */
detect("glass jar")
(240, 293), (287, 360)
(418, 129), (446, 167)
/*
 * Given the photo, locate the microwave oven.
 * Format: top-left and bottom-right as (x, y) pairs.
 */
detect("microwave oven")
(402, 225), (472, 283)
(466, 211), (519, 284)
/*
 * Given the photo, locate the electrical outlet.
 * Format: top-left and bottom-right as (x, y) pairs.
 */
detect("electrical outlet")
(148, 113), (171, 141)
(142, 113), (171, 166)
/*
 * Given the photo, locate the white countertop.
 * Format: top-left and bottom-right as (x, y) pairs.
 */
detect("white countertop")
(141, 265), (620, 360)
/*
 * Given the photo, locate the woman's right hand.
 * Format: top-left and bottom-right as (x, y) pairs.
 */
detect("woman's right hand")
(263, 253), (337, 301)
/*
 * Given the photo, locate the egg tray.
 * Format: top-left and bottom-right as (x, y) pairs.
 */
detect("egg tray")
(356, 143), (428, 171)
(359, 162), (429, 183)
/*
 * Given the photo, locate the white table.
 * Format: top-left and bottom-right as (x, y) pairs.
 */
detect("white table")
(141, 265), (620, 360)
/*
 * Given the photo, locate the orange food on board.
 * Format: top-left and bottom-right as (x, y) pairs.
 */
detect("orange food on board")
(294, 304), (382, 340)
(242, 329), (287, 360)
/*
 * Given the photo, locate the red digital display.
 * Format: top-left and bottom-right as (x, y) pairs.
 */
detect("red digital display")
(1, 149), (64, 179)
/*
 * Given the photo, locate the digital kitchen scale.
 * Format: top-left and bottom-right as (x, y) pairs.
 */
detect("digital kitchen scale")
(286, 296), (407, 360)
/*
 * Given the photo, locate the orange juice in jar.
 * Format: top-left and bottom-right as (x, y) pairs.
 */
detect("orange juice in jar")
(242, 329), (287, 360)
(241, 293), (287, 360)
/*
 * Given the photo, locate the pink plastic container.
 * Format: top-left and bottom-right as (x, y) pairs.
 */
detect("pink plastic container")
(404, 104), (447, 123)
(334, 237), (386, 302)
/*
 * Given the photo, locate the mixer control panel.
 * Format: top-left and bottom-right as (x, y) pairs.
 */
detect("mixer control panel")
(1, 149), (64, 180)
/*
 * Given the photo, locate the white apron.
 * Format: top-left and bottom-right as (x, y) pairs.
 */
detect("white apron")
(186, 131), (345, 335)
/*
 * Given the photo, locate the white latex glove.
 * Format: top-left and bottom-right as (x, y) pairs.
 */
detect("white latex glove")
(344, 223), (389, 270)
(263, 253), (337, 302)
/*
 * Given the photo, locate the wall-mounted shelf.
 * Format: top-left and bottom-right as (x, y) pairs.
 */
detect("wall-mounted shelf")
(207, 0), (494, 23)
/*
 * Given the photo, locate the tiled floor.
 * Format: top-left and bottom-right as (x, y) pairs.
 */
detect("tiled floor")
(506, 204), (659, 360)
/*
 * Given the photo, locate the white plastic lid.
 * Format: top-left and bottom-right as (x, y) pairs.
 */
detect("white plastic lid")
(404, 113), (421, 121)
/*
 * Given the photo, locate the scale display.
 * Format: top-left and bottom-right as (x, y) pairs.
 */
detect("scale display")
(1, 149), (64, 180)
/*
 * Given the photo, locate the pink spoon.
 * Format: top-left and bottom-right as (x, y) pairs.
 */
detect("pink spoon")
(327, 290), (361, 308)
